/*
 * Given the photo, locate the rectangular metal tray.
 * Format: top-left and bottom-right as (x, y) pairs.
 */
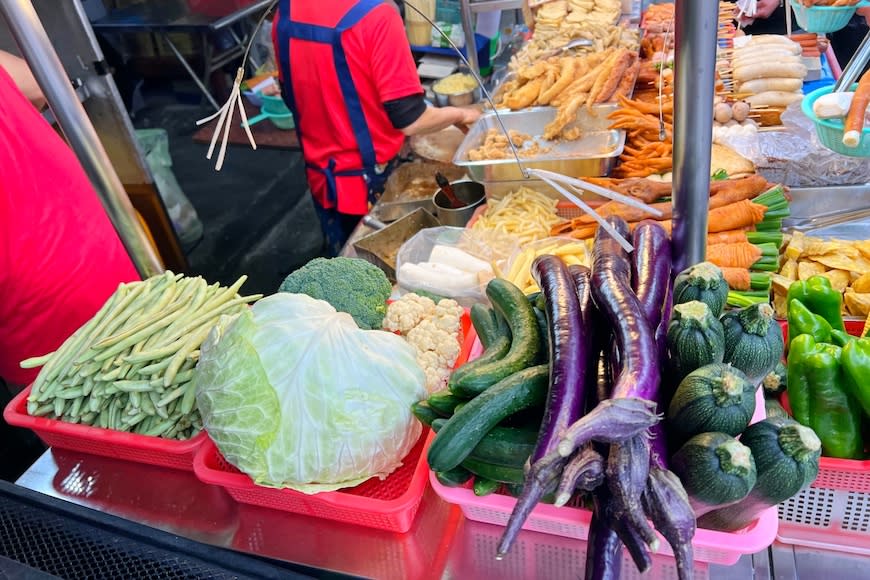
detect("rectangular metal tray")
(783, 183), (870, 239)
(452, 106), (625, 182)
(375, 162), (466, 223)
(353, 208), (441, 281)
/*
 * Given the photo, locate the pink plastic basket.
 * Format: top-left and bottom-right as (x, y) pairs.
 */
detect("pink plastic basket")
(777, 319), (870, 554)
(3, 386), (205, 471)
(430, 474), (777, 566)
(194, 431), (434, 533)
(434, 329), (777, 566)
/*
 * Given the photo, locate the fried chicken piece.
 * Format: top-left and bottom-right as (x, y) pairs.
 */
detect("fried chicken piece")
(544, 91), (587, 141)
(503, 77), (545, 110)
(539, 57), (580, 105)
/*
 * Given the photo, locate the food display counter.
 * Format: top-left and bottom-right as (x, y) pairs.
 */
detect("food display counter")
(5, 1), (870, 578)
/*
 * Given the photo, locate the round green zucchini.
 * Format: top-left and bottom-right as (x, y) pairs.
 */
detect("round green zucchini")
(720, 303), (784, 385)
(666, 300), (726, 381)
(668, 363), (757, 439)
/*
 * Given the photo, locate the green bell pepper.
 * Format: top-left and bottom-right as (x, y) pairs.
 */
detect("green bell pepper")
(842, 338), (870, 419)
(788, 298), (832, 344)
(787, 276), (846, 332)
(831, 330), (855, 348)
(787, 334), (864, 459)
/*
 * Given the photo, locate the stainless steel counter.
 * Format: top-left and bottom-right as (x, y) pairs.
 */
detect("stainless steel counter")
(14, 448), (870, 579)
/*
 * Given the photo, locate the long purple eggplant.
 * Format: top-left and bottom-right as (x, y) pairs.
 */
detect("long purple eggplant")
(496, 256), (590, 558)
(555, 217), (661, 457)
(631, 220), (672, 331)
(586, 487), (624, 580)
(643, 423), (696, 580)
(554, 445), (605, 506)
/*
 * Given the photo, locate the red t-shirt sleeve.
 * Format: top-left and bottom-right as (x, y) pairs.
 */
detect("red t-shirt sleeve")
(363, 5), (424, 103)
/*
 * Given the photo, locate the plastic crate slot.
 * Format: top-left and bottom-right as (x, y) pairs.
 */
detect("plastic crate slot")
(843, 492), (870, 532)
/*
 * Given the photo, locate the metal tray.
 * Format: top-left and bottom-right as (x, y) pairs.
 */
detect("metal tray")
(783, 183), (870, 239)
(375, 162), (466, 223)
(353, 209), (441, 281)
(452, 106), (625, 182)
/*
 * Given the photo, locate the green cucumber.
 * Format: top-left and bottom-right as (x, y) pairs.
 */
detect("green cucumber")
(435, 466), (473, 487)
(428, 364), (549, 472)
(462, 457), (525, 484)
(426, 392), (464, 416)
(449, 279), (543, 398)
(431, 418), (538, 469)
(411, 402), (440, 426)
(473, 477), (501, 496)
(470, 304), (501, 349)
(532, 306), (550, 363)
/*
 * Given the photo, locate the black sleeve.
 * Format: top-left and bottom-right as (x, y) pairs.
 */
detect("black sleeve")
(384, 94), (427, 130)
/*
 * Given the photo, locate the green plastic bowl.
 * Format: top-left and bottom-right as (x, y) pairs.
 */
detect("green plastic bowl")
(268, 112), (295, 130)
(802, 84), (870, 158)
(789, 0), (865, 34)
(259, 92), (291, 116)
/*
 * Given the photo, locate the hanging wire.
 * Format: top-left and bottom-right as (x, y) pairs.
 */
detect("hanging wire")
(196, 1), (279, 171)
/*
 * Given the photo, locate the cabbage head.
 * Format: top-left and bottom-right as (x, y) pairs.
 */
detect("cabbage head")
(194, 293), (426, 493)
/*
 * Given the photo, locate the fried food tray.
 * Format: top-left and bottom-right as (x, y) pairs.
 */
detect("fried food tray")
(453, 106), (625, 182)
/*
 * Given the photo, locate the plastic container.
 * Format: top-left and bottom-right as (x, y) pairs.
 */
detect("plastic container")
(802, 84), (870, 158)
(194, 431), (434, 533)
(789, 0), (867, 34)
(430, 474), (778, 566)
(777, 318), (870, 554)
(431, 329), (777, 566)
(3, 386), (206, 471)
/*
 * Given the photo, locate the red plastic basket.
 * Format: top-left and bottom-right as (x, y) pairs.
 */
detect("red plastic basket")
(3, 386), (205, 471)
(194, 431), (434, 533)
(192, 310), (475, 533)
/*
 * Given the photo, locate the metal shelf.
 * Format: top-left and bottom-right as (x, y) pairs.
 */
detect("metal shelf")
(459, 0), (523, 73)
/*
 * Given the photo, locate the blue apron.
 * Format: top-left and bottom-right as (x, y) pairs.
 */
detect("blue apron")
(276, 0), (394, 253)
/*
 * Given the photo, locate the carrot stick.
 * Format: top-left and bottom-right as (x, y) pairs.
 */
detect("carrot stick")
(708, 200), (768, 232)
(706, 243), (763, 269)
(843, 69), (870, 148)
(720, 267), (752, 291)
(708, 230), (750, 245)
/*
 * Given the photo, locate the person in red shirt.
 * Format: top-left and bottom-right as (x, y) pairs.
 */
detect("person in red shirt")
(272, 0), (480, 254)
(0, 51), (141, 392)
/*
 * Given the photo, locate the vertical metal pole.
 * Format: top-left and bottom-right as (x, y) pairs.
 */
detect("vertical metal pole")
(671, 0), (719, 273)
(0, 0), (164, 279)
(460, 0), (479, 74)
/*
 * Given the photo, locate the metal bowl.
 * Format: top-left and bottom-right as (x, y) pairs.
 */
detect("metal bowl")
(433, 85), (481, 107)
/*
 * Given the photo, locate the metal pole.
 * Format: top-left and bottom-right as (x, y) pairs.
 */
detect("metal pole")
(671, 0), (719, 273)
(460, 0), (479, 74)
(0, 0), (164, 279)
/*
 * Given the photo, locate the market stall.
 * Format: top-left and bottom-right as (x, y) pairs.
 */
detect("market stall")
(5, 0), (870, 578)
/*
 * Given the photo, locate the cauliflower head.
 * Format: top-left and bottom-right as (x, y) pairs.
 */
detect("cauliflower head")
(278, 257), (392, 330)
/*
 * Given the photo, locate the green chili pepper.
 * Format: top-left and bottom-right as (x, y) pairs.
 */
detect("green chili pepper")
(787, 276), (845, 332)
(788, 298), (832, 344)
(787, 334), (863, 459)
(841, 338), (870, 419)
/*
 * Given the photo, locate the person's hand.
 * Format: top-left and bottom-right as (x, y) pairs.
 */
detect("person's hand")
(460, 106), (481, 126)
(737, 0), (781, 26)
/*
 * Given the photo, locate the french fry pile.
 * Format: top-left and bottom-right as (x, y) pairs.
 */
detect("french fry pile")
(774, 232), (870, 318)
(21, 272), (261, 439)
(471, 187), (565, 246)
(499, 49), (640, 141)
(607, 94), (673, 178)
(504, 239), (591, 294)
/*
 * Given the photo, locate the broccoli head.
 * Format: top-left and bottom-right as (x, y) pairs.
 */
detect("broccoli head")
(278, 257), (392, 329)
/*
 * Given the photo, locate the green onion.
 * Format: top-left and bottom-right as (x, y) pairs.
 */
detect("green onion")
(746, 231), (783, 247)
(727, 292), (770, 308)
(712, 169), (729, 181)
(750, 273), (772, 291)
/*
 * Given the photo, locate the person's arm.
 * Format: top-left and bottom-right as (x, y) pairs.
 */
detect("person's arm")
(384, 93), (480, 135)
(0, 50), (46, 109)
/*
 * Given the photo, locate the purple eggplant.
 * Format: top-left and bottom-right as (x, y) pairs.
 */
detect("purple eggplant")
(631, 220), (672, 331)
(586, 488), (624, 580)
(497, 256), (590, 558)
(607, 434), (660, 553)
(643, 422), (696, 580)
(554, 445), (605, 506)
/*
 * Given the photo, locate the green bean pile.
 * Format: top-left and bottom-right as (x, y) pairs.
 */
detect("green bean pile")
(20, 271), (262, 440)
